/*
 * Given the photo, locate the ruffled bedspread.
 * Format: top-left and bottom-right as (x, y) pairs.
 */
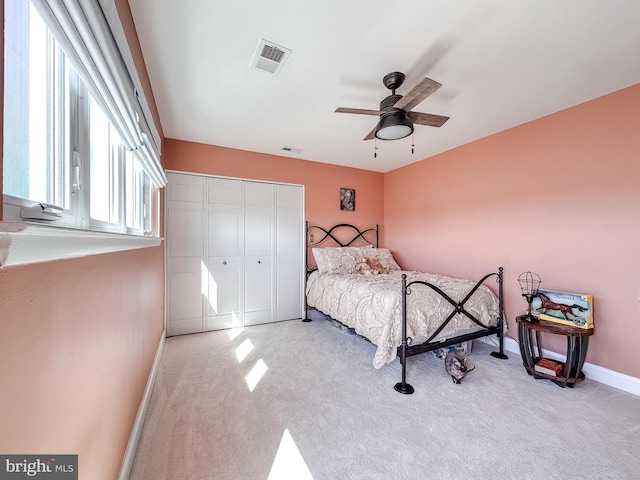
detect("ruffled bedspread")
(306, 270), (500, 368)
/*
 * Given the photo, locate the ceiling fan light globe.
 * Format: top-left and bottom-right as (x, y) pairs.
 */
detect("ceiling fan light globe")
(375, 124), (412, 140)
(374, 111), (414, 140)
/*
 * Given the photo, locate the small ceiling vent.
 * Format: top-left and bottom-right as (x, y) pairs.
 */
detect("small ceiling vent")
(281, 146), (303, 154)
(250, 38), (292, 76)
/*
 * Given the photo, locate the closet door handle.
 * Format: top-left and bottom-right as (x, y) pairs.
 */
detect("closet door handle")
(257, 260), (261, 264)
(223, 260), (227, 265)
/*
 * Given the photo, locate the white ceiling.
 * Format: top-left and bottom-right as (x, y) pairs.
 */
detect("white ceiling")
(128, 0), (640, 173)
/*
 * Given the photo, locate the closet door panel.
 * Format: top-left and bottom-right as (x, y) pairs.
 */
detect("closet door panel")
(275, 184), (303, 321)
(208, 209), (241, 257)
(244, 211), (274, 324)
(276, 266), (302, 321)
(276, 184), (303, 209)
(276, 210), (302, 256)
(208, 177), (243, 205)
(167, 258), (204, 336)
(244, 181), (274, 207)
(244, 182), (274, 258)
(207, 177), (243, 330)
(204, 257), (242, 331)
(167, 208), (204, 258)
(166, 173), (205, 336)
(244, 183), (275, 326)
(244, 259), (273, 326)
(167, 175), (205, 203)
(245, 207), (273, 257)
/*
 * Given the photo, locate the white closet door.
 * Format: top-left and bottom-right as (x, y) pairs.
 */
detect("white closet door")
(166, 173), (205, 336)
(275, 185), (304, 321)
(206, 177), (243, 330)
(244, 182), (275, 326)
(167, 173), (303, 335)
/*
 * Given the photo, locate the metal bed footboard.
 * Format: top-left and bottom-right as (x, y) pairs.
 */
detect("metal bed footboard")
(394, 267), (508, 395)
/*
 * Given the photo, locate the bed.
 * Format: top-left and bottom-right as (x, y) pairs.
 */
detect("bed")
(304, 223), (508, 394)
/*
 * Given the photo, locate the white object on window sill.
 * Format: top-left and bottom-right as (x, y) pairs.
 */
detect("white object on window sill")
(0, 221), (162, 267)
(20, 203), (64, 221)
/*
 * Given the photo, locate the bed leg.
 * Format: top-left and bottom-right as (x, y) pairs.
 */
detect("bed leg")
(395, 274), (415, 394)
(490, 333), (508, 360)
(490, 267), (508, 360)
(394, 342), (415, 395)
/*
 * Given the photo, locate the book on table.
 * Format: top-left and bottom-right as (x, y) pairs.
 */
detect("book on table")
(534, 358), (564, 376)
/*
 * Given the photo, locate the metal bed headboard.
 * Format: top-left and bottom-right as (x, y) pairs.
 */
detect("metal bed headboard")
(305, 222), (379, 273)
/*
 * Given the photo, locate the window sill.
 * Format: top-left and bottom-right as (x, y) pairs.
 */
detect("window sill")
(0, 221), (163, 267)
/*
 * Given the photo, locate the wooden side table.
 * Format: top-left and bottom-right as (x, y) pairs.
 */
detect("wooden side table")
(516, 315), (594, 388)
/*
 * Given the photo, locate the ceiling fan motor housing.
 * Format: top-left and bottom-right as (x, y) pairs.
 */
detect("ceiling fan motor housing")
(380, 94), (403, 112)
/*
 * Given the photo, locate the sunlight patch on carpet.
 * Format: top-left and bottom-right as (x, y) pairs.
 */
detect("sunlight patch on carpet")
(227, 312), (244, 340)
(268, 429), (314, 480)
(235, 338), (254, 362)
(246, 358), (268, 391)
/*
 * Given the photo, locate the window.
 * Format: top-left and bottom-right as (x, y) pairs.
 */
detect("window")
(4, 2), (74, 215)
(3, 0), (164, 238)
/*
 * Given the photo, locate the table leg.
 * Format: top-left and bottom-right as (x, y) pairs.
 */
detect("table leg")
(564, 336), (577, 386)
(534, 331), (542, 359)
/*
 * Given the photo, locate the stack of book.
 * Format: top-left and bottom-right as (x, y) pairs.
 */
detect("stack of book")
(534, 358), (564, 376)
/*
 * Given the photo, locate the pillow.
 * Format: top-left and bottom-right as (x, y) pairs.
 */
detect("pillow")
(361, 248), (401, 272)
(312, 246), (372, 275)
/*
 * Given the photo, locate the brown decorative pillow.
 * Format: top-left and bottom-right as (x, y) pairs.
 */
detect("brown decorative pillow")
(355, 256), (390, 275)
(367, 257), (390, 274)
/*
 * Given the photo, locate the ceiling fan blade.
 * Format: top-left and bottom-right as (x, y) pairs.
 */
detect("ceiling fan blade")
(335, 107), (380, 116)
(408, 111), (450, 128)
(394, 77), (442, 112)
(363, 127), (376, 141)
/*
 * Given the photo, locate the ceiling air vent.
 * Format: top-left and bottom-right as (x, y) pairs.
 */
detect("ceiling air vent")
(281, 146), (303, 154)
(250, 38), (292, 76)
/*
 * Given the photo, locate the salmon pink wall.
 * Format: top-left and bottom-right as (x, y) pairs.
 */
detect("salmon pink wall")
(384, 84), (640, 378)
(1, 0), (4, 222)
(164, 139), (385, 240)
(0, 247), (164, 479)
(0, 2), (166, 478)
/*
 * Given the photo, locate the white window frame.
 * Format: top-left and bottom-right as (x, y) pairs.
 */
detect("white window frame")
(1, 0), (164, 267)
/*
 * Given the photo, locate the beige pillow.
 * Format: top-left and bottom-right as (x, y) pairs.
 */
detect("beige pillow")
(312, 246), (372, 274)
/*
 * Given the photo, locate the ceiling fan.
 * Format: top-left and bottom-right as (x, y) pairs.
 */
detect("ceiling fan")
(335, 72), (449, 141)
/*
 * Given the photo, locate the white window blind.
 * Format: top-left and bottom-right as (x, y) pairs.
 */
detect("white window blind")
(30, 0), (167, 188)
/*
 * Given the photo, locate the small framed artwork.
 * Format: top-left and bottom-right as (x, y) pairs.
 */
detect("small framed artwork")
(340, 188), (355, 211)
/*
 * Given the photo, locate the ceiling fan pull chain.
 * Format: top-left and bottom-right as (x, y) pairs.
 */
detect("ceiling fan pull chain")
(411, 133), (415, 154)
(374, 138), (378, 158)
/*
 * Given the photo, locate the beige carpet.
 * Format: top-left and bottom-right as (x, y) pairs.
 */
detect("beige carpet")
(130, 318), (640, 480)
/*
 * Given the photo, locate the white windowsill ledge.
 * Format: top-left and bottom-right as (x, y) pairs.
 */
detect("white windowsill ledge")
(0, 221), (163, 267)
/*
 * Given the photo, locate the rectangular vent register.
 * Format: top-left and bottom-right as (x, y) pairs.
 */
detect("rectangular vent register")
(250, 38), (292, 76)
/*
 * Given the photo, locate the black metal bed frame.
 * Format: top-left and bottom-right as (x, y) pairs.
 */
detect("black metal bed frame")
(395, 270), (508, 394)
(304, 222), (507, 394)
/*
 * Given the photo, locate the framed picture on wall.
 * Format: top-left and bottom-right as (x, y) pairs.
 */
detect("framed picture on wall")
(340, 188), (355, 211)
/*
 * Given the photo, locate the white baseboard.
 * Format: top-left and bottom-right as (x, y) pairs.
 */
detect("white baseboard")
(484, 336), (640, 397)
(119, 330), (166, 480)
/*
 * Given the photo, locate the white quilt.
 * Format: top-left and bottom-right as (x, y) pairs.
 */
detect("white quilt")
(306, 270), (500, 368)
